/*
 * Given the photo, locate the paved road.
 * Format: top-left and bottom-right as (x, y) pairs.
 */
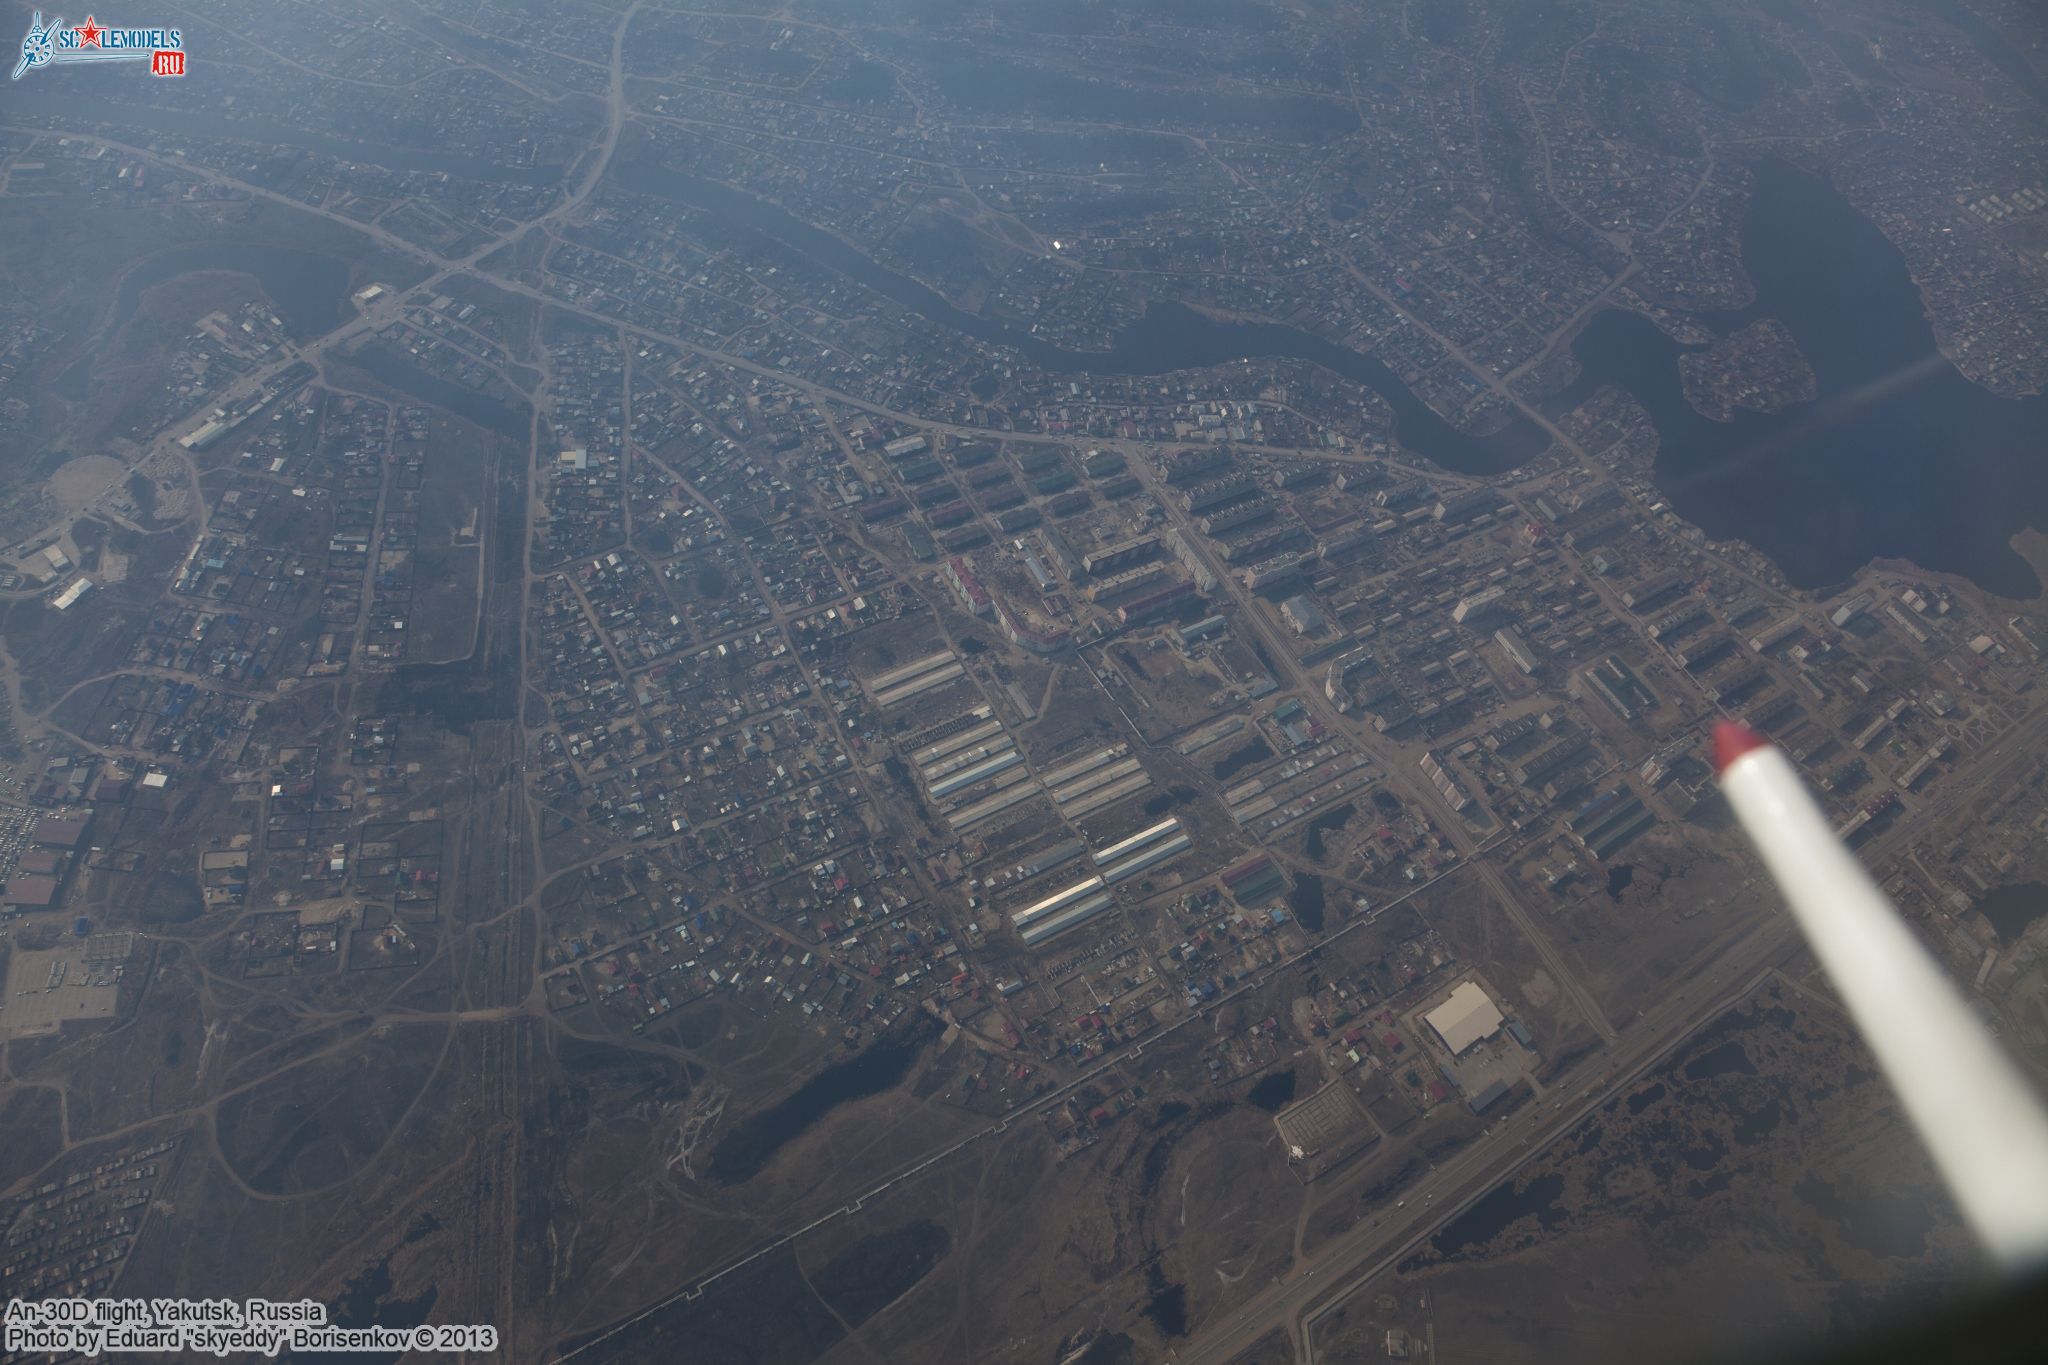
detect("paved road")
(1173, 920), (1796, 1365)
(1175, 700), (2048, 1365)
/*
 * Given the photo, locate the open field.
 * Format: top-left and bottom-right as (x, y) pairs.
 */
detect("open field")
(1314, 979), (1973, 1365)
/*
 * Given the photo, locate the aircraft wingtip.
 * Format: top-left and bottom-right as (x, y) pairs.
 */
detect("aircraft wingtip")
(1712, 719), (1768, 776)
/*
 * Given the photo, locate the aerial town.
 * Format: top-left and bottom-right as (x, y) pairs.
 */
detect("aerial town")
(0, 1), (2044, 1362)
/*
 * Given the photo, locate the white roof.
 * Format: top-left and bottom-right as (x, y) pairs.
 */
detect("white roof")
(1426, 981), (1504, 1055)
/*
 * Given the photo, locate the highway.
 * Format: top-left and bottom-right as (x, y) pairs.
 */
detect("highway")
(1173, 918), (1797, 1365)
(1175, 698), (2048, 1365)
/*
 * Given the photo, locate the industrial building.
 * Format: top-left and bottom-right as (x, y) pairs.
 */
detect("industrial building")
(867, 649), (965, 708)
(1012, 875), (1106, 930)
(1221, 855), (1285, 907)
(1018, 895), (1114, 945)
(1100, 834), (1190, 885)
(1426, 982), (1505, 1056)
(1010, 867), (1129, 945)
(1091, 818), (1181, 866)
(927, 751), (1022, 800)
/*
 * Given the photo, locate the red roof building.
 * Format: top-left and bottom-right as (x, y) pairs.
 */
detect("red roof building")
(943, 556), (992, 616)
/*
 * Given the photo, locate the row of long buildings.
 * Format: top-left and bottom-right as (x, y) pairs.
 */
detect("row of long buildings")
(1007, 818), (1189, 946)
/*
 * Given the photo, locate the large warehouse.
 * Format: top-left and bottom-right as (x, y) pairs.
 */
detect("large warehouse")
(1426, 981), (1505, 1056)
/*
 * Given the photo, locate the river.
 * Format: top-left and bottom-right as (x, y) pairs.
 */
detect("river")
(611, 159), (1550, 475)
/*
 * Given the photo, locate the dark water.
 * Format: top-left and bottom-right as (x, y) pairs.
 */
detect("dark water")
(622, 155), (2042, 594)
(1142, 785), (1195, 817)
(1734, 1096), (1786, 1146)
(1556, 160), (2048, 597)
(1684, 1039), (1759, 1081)
(341, 344), (530, 439)
(1144, 1280), (1189, 1338)
(282, 1258), (435, 1364)
(1287, 872), (1326, 933)
(5, 92), (558, 184)
(1434, 1172), (1567, 1256)
(614, 160), (1548, 474)
(1626, 1081), (1667, 1115)
(1247, 1069), (1297, 1112)
(1976, 881), (2048, 944)
(114, 244), (353, 341)
(37, 97), (2029, 593)
(707, 1020), (933, 1183)
(1211, 737), (1274, 782)
(1302, 802), (1355, 861)
(1683, 1133), (1727, 1172)
(1151, 1100), (1192, 1129)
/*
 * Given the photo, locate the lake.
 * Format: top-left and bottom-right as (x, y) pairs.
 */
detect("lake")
(114, 243), (354, 341)
(1975, 881), (2048, 944)
(1556, 160), (2048, 597)
(61, 102), (2045, 597)
(621, 155), (2045, 596)
(705, 1017), (937, 1183)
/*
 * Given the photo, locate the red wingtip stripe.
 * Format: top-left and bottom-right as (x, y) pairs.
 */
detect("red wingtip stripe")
(1713, 720), (1769, 776)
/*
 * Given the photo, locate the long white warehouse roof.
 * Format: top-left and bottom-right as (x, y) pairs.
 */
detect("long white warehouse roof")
(1019, 894), (1114, 946)
(1092, 818), (1181, 865)
(875, 662), (965, 706)
(1038, 745), (1127, 788)
(869, 649), (958, 692)
(1101, 833), (1191, 885)
(1012, 875), (1106, 929)
(929, 750), (1022, 798)
(912, 716), (1003, 766)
